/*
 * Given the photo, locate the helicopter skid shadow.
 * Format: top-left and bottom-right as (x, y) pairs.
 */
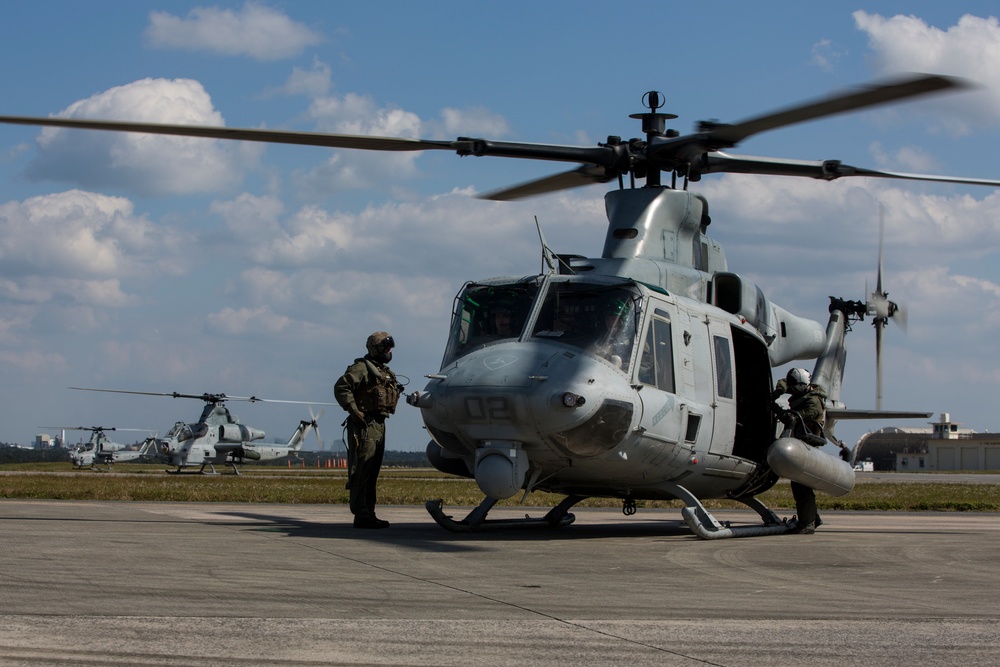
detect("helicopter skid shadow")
(216, 509), (701, 553)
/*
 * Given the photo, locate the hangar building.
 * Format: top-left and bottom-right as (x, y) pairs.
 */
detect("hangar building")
(854, 413), (1000, 472)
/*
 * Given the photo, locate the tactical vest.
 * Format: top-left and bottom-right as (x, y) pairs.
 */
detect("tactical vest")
(355, 359), (400, 416)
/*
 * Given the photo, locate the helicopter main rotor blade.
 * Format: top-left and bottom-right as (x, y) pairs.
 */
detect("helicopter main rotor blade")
(701, 152), (1000, 187)
(0, 73), (987, 202)
(479, 165), (612, 201)
(875, 318), (884, 412)
(0, 115), (460, 153)
(0, 114), (619, 167)
(237, 396), (339, 406)
(69, 387), (233, 402)
(68, 386), (336, 406)
(702, 73), (965, 147)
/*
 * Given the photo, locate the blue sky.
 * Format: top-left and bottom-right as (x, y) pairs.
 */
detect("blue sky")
(2, 2), (1000, 452)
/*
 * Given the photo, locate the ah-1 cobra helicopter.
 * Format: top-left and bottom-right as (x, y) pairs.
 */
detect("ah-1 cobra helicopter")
(47, 426), (152, 470)
(5, 74), (1000, 536)
(69, 388), (331, 474)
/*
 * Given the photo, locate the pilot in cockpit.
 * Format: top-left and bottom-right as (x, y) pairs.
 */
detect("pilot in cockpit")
(594, 297), (633, 369)
(491, 303), (514, 337)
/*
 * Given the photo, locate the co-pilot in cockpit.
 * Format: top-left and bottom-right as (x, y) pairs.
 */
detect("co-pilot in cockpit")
(531, 283), (638, 370)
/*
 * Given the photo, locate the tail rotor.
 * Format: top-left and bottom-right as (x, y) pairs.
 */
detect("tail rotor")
(866, 204), (908, 410)
(307, 405), (325, 452)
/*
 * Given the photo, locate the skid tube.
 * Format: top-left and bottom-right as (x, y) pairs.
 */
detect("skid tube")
(665, 481), (792, 539)
(165, 462), (241, 475)
(425, 495), (584, 532)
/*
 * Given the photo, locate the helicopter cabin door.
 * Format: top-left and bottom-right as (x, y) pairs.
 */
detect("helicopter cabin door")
(706, 317), (736, 455)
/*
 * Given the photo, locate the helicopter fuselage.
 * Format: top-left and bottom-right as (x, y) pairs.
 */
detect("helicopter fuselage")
(412, 187), (837, 505)
(415, 272), (773, 501)
(65, 429), (143, 469)
(148, 404), (267, 469)
(147, 405), (318, 472)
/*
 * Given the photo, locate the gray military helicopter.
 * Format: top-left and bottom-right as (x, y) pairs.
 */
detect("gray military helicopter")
(6, 74), (999, 536)
(70, 388), (331, 474)
(48, 426), (151, 470)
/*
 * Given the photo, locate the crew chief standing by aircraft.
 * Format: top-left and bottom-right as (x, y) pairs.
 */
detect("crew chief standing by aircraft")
(772, 368), (827, 535)
(334, 332), (402, 529)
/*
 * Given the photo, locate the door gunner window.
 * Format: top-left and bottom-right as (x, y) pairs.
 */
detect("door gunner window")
(713, 335), (733, 399)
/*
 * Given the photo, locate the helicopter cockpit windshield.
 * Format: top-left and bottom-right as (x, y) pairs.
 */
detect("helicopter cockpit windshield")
(165, 421), (208, 442)
(441, 277), (641, 370)
(530, 281), (640, 371)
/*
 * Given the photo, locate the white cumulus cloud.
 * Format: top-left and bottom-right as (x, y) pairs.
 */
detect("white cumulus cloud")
(145, 2), (322, 61)
(24, 78), (261, 196)
(0, 189), (187, 281)
(854, 12), (1000, 130)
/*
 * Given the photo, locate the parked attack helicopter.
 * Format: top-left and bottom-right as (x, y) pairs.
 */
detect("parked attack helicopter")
(8, 74), (1000, 536)
(69, 388), (332, 474)
(48, 426), (151, 470)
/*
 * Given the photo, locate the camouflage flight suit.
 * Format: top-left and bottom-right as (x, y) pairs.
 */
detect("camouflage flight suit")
(773, 379), (828, 532)
(334, 355), (401, 525)
(773, 377), (827, 436)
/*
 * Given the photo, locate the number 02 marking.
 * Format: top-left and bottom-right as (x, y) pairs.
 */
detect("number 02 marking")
(464, 396), (512, 420)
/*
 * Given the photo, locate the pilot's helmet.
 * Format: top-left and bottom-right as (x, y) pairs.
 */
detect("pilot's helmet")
(786, 368), (811, 390)
(606, 297), (629, 317)
(490, 301), (512, 315)
(366, 331), (395, 361)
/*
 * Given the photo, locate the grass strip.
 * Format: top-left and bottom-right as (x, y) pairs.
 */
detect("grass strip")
(0, 464), (997, 511)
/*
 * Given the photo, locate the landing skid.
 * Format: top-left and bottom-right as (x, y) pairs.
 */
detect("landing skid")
(425, 495), (584, 532)
(427, 485), (791, 539)
(165, 462), (242, 475)
(664, 482), (791, 539)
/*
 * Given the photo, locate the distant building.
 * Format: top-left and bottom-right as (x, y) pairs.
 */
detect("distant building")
(33, 433), (56, 449)
(854, 413), (1000, 472)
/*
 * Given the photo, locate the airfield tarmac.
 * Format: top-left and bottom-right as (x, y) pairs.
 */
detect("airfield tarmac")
(0, 501), (997, 667)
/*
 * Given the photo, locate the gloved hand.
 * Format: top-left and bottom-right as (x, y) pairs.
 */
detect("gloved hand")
(772, 379), (788, 399)
(350, 410), (366, 425)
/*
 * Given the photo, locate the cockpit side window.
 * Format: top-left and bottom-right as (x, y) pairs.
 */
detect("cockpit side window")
(639, 312), (675, 393)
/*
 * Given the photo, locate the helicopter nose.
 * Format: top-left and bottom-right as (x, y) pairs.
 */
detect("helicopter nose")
(418, 341), (638, 461)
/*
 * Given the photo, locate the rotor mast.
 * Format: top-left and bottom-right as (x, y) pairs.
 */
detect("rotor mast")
(628, 90), (679, 188)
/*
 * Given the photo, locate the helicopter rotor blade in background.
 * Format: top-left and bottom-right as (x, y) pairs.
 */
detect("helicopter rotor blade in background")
(40, 425), (115, 432)
(867, 203), (909, 411)
(69, 387), (232, 403)
(68, 386), (336, 406)
(875, 317), (884, 412)
(307, 406), (325, 451)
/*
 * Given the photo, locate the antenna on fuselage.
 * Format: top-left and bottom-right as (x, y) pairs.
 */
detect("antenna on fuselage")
(534, 215), (559, 274)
